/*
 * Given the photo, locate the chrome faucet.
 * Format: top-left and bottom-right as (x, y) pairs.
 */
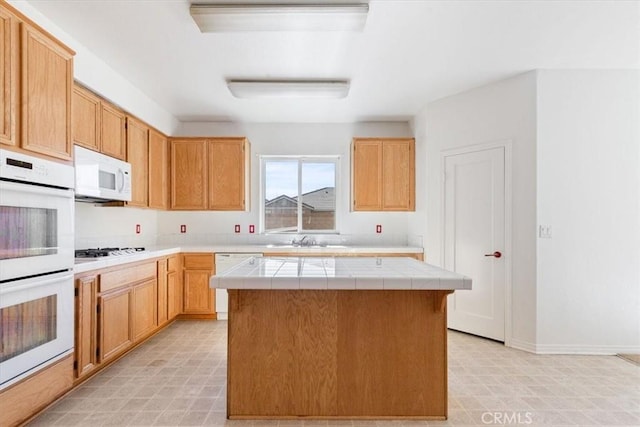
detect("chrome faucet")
(292, 235), (316, 247)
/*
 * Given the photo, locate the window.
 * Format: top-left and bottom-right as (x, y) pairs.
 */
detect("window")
(261, 156), (338, 233)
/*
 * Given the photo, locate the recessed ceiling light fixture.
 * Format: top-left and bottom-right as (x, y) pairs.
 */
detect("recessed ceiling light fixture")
(227, 79), (350, 99)
(190, 3), (369, 32)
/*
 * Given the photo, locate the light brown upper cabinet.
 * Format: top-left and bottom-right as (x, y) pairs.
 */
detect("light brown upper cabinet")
(72, 83), (127, 160)
(20, 22), (74, 160)
(170, 137), (250, 211)
(72, 84), (101, 151)
(148, 129), (169, 210)
(352, 138), (415, 211)
(100, 102), (126, 160)
(0, 6), (18, 147)
(0, 2), (75, 160)
(126, 117), (149, 208)
(208, 138), (250, 210)
(170, 138), (208, 210)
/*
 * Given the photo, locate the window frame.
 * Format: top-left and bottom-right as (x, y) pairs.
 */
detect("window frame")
(260, 155), (340, 234)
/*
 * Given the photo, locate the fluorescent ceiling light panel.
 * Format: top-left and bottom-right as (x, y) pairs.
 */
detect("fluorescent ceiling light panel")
(190, 3), (369, 32)
(227, 80), (350, 99)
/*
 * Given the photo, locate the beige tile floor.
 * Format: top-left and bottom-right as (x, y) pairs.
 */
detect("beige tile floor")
(29, 320), (639, 427)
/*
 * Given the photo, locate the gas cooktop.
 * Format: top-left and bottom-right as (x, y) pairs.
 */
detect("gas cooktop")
(75, 247), (145, 258)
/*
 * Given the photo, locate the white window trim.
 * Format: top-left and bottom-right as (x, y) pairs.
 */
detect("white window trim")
(259, 155), (340, 234)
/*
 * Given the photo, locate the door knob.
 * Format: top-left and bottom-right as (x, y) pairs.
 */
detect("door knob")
(484, 251), (502, 258)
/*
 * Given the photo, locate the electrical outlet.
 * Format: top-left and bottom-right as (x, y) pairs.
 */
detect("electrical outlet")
(135, 224), (141, 234)
(376, 224), (382, 233)
(539, 225), (552, 238)
(180, 225), (186, 233)
(249, 225), (255, 234)
(234, 224), (241, 233)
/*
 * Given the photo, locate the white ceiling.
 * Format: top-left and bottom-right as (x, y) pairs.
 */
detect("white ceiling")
(25, 0), (640, 123)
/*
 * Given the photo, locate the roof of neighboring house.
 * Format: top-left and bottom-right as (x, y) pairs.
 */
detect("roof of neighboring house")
(265, 187), (335, 211)
(265, 194), (314, 210)
(299, 187), (335, 211)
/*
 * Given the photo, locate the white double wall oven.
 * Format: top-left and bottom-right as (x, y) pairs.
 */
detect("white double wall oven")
(0, 149), (75, 389)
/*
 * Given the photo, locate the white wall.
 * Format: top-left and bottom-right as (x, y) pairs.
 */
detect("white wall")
(535, 70), (640, 353)
(8, 1), (180, 135)
(157, 122), (415, 245)
(74, 203), (158, 249)
(409, 72), (539, 349)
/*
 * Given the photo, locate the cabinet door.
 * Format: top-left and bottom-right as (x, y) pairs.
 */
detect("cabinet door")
(170, 139), (207, 210)
(148, 129), (168, 209)
(208, 139), (247, 210)
(167, 270), (181, 320)
(72, 85), (101, 151)
(98, 289), (133, 363)
(382, 139), (415, 211)
(20, 23), (73, 160)
(157, 259), (168, 325)
(75, 275), (97, 379)
(0, 7), (17, 147)
(132, 279), (157, 341)
(183, 270), (215, 314)
(126, 117), (149, 207)
(101, 102), (126, 160)
(352, 140), (382, 211)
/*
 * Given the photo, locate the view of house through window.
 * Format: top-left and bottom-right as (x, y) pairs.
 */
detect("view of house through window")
(263, 157), (337, 233)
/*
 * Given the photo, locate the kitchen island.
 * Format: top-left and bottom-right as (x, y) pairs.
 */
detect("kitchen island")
(210, 257), (471, 420)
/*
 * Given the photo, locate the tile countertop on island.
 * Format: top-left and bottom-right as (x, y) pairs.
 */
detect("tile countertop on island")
(210, 256), (471, 291)
(72, 245), (424, 274)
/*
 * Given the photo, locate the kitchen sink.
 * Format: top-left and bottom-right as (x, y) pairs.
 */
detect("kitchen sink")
(265, 244), (347, 249)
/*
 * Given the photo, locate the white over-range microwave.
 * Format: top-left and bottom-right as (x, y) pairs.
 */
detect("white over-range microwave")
(74, 145), (132, 202)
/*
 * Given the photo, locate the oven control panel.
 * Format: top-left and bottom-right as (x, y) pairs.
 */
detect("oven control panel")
(0, 149), (75, 189)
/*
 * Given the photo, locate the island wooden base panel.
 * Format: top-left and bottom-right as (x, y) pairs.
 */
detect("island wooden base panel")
(227, 290), (449, 419)
(228, 415), (447, 421)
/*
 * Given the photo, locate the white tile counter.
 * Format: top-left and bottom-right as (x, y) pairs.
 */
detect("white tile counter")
(73, 245), (423, 274)
(210, 256), (471, 290)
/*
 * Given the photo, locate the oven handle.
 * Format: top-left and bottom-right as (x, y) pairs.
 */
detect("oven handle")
(0, 271), (73, 294)
(0, 179), (74, 199)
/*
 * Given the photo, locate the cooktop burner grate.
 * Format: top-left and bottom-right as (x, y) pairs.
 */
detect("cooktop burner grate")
(75, 247), (145, 258)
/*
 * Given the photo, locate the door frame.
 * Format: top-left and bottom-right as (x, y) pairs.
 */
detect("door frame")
(440, 140), (513, 347)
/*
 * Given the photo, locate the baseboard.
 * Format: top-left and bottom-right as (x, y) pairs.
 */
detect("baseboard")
(507, 338), (537, 353)
(508, 337), (640, 355)
(532, 343), (640, 355)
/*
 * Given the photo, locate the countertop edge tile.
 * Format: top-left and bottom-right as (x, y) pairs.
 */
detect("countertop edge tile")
(73, 245), (423, 274)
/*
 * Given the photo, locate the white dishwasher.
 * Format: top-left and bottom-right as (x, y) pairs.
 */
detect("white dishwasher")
(215, 253), (262, 319)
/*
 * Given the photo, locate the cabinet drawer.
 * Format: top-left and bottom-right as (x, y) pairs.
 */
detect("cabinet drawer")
(100, 262), (157, 293)
(183, 254), (213, 270)
(168, 256), (179, 272)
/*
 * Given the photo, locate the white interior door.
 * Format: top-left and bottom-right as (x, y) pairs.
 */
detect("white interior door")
(444, 147), (506, 341)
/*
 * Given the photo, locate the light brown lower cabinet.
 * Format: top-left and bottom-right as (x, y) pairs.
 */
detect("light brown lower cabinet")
(132, 279), (158, 341)
(74, 258), (171, 382)
(75, 275), (97, 378)
(167, 256), (182, 320)
(157, 259), (169, 325)
(98, 287), (133, 364)
(158, 255), (182, 325)
(0, 356), (73, 427)
(182, 253), (216, 316)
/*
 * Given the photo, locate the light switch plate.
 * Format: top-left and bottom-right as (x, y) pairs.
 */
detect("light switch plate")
(539, 225), (552, 238)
